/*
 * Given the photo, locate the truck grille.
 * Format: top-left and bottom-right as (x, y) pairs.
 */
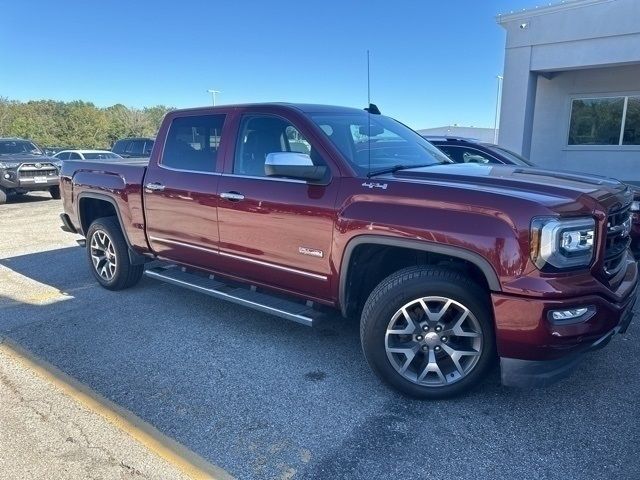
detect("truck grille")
(603, 202), (632, 277)
(18, 163), (58, 179)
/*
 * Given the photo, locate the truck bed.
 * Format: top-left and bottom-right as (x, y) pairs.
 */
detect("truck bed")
(60, 157), (150, 251)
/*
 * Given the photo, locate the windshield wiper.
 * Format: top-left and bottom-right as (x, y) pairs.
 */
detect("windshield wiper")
(367, 163), (436, 178)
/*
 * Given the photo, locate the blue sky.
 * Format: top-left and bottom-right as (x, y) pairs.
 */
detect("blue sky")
(1, 0), (538, 129)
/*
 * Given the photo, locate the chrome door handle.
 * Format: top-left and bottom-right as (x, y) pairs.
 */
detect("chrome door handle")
(145, 182), (165, 191)
(220, 192), (245, 201)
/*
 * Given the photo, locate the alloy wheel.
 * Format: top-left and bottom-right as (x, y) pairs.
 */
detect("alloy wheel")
(90, 230), (117, 281)
(385, 296), (483, 387)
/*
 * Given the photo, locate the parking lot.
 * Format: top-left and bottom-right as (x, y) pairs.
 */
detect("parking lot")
(1, 193), (639, 480)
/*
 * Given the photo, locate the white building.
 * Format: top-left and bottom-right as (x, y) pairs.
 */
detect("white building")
(497, 0), (640, 183)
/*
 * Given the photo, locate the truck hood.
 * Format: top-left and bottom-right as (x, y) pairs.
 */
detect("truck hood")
(0, 153), (57, 165)
(393, 163), (631, 211)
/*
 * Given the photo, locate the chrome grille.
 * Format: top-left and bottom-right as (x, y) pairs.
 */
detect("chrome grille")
(18, 163), (58, 179)
(603, 203), (632, 277)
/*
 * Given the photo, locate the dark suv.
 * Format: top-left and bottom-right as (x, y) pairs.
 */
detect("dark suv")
(111, 137), (155, 158)
(0, 138), (61, 204)
(427, 136), (640, 260)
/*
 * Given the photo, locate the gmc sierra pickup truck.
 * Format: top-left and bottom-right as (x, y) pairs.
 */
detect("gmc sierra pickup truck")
(59, 103), (638, 398)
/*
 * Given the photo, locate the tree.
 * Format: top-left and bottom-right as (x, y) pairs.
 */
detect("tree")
(0, 97), (174, 148)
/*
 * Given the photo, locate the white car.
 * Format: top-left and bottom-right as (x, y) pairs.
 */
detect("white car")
(53, 150), (123, 161)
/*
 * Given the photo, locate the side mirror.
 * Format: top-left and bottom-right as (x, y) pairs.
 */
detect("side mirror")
(265, 152), (327, 182)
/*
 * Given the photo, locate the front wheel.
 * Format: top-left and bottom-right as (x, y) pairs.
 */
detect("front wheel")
(360, 266), (495, 399)
(49, 185), (61, 199)
(0, 187), (6, 205)
(86, 217), (143, 290)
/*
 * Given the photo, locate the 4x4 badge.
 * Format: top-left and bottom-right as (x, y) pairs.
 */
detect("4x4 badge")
(362, 182), (388, 190)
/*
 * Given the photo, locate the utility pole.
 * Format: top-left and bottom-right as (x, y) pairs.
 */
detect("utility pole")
(207, 89), (221, 106)
(493, 75), (503, 144)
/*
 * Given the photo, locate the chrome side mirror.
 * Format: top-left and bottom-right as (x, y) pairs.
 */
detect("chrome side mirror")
(265, 152), (327, 181)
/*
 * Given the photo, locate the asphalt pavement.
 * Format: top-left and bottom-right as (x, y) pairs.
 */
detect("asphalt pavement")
(1, 193), (639, 479)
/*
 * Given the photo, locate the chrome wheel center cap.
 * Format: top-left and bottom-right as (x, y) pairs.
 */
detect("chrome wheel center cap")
(424, 332), (440, 347)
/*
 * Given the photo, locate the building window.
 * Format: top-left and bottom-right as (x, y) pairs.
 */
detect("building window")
(568, 96), (640, 146)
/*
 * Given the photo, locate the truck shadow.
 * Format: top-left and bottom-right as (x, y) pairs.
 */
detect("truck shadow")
(4, 193), (57, 204)
(1, 246), (637, 479)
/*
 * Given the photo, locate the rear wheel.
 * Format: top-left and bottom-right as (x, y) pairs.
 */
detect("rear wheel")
(360, 266), (495, 399)
(86, 216), (143, 290)
(49, 185), (61, 199)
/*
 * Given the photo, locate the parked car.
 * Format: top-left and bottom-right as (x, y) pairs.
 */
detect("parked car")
(59, 104), (637, 399)
(427, 136), (640, 260)
(54, 150), (122, 161)
(0, 137), (61, 204)
(43, 146), (74, 156)
(111, 137), (154, 158)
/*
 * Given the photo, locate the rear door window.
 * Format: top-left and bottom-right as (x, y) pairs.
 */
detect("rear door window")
(68, 152), (82, 160)
(161, 115), (226, 172)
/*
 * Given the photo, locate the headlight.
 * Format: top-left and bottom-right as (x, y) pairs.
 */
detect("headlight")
(631, 200), (640, 213)
(530, 217), (595, 271)
(0, 161), (20, 169)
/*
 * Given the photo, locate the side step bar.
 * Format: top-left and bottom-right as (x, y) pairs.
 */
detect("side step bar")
(144, 265), (324, 327)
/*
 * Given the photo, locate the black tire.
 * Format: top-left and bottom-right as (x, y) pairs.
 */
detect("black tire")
(49, 185), (61, 199)
(86, 216), (143, 290)
(360, 266), (495, 399)
(0, 187), (6, 205)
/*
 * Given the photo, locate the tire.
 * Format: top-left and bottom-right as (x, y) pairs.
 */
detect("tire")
(0, 188), (6, 205)
(49, 185), (61, 199)
(86, 216), (143, 290)
(360, 266), (495, 399)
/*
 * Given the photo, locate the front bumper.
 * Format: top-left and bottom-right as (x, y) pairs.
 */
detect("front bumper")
(0, 167), (59, 190)
(495, 276), (637, 388)
(501, 293), (636, 387)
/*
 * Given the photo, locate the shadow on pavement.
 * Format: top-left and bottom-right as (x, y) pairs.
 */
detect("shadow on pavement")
(1, 246), (638, 480)
(4, 193), (56, 204)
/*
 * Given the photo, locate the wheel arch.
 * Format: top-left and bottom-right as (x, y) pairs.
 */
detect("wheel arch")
(338, 235), (501, 317)
(77, 192), (147, 265)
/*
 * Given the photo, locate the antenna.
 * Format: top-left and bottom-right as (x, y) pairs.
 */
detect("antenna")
(367, 50), (371, 106)
(367, 50), (371, 178)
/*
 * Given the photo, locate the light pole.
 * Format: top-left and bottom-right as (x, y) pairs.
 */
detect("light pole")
(207, 89), (221, 106)
(493, 75), (503, 144)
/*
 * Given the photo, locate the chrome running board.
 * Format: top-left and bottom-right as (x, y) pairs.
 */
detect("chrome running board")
(144, 265), (323, 327)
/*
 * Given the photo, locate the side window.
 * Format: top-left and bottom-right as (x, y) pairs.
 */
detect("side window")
(437, 146), (494, 164)
(460, 148), (494, 164)
(56, 152), (71, 160)
(143, 140), (154, 155)
(125, 140), (145, 156)
(234, 115), (323, 177)
(162, 114), (226, 172)
(112, 141), (127, 154)
(68, 152), (82, 160)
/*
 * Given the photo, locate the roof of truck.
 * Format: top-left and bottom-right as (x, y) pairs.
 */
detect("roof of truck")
(172, 103), (368, 115)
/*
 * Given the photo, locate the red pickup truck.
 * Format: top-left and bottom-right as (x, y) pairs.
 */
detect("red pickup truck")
(59, 103), (638, 398)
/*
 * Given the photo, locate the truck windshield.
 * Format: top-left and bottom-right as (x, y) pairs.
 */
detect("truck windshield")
(0, 140), (43, 155)
(310, 112), (451, 176)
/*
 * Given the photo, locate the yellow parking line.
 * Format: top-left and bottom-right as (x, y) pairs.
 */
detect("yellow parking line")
(0, 339), (234, 480)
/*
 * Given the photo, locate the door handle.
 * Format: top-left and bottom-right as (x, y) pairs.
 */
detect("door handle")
(220, 192), (245, 201)
(145, 182), (165, 192)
